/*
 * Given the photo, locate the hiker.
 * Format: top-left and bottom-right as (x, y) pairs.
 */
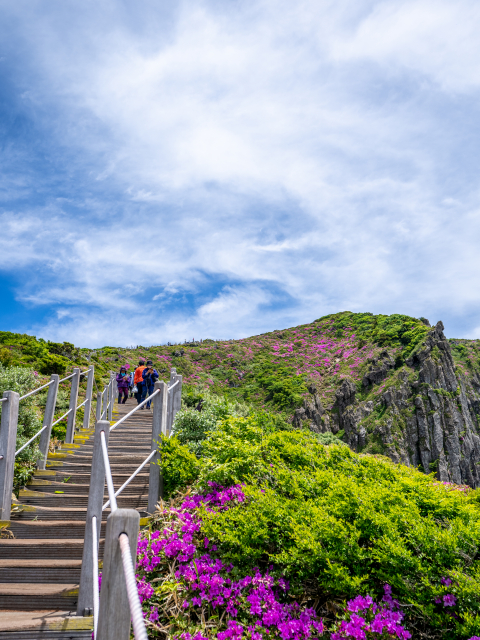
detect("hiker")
(129, 372), (135, 398)
(142, 360), (159, 409)
(116, 365), (131, 404)
(133, 360), (147, 405)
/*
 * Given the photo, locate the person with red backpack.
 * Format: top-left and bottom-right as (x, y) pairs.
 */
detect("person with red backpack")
(133, 360), (147, 405)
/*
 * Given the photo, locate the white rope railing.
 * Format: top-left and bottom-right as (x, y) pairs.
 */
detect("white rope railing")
(168, 379), (179, 392)
(102, 450), (155, 511)
(109, 389), (160, 432)
(100, 430), (117, 512)
(51, 407), (73, 427)
(76, 398), (88, 410)
(92, 516), (100, 638)
(119, 533), (148, 640)
(15, 425), (48, 456)
(18, 379), (54, 401)
(0, 398), (6, 402)
(59, 372), (76, 383)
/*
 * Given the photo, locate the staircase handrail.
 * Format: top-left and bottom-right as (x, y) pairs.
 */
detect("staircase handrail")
(78, 370), (183, 637)
(0, 364), (115, 520)
(18, 379), (55, 401)
(102, 450), (156, 511)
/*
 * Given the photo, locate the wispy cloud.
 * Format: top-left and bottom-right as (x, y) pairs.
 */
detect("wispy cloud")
(1, 0), (480, 345)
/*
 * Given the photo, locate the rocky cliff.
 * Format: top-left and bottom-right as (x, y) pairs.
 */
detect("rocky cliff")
(295, 321), (480, 487)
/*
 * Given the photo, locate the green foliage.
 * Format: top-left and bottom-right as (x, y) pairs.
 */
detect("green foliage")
(0, 347), (13, 366)
(157, 415), (480, 638)
(257, 367), (307, 409)
(0, 331), (74, 374)
(159, 436), (200, 499)
(321, 311), (430, 361)
(37, 353), (69, 375)
(314, 431), (347, 446)
(13, 461), (36, 494)
(0, 366), (42, 462)
(173, 393), (250, 455)
(0, 366), (43, 494)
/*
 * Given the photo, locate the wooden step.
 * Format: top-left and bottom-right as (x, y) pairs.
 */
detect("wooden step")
(0, 610), (93, 638)
(0, 560), (82, 583)
(18, 493), (148, 509)
(0, 584), (78, 610)
(39, 472), (149, 485)
(0, 538), (104, 559)
(0, 631), (92, 639)
(27, 480), (148, 495)
(7, 520), (106, 539)
(5, 398), (155, 617)
(12, 504), (147, 521)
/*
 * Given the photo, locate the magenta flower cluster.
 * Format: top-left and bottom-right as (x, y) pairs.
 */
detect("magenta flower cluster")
(136, 482), (325, 640)
(433, 577), (457, 609)
(331, 586), (411, 640)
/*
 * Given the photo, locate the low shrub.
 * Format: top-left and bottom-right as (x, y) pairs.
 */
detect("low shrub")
(173, 394), (250, 455)
(156, 413), (480, 639)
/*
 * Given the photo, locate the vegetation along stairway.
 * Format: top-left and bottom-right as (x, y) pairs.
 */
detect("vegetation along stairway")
(0, 398), (153, 638)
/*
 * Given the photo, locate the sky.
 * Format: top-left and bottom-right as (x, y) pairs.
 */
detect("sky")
(1, 0), (480, 347)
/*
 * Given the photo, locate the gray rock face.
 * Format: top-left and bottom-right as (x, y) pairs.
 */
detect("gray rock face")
(301, 321), (480, 487)
(362, 351), (395, 387)
(293, 390), (326, 433)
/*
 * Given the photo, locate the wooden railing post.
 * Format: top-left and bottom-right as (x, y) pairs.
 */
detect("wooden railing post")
(166, 369), (175, 436)
(66, 367), (81, 444)
(0, 391), (20, 520)
(97, 509), (140, 640)
(96, 392), (102, 423)
(37, 374), (60, 471)
(77, 419), (111, 616)
(82, 365), (95, 431)
(172, 374), (183, 424)
(166, 371), (182, 436)
(148, 381), (168, 512)
(101, 387), (107, 420)
(108, 374), (114, 421)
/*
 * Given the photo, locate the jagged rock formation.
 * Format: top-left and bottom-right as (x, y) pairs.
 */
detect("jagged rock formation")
(296, 321), (480, 487)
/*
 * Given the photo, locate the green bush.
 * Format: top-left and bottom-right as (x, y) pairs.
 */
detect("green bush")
(38, 353), (69, 375)
(0, 366), (43, 493)
(0, 347), (13, 366)
(257, 366), (307, 409)
(160, 413), (480, 638)
(323, 311), (430, 362)
(0, 366), (42, 461)
(159, 436), (200, 499)
(172, 393), (249, 455)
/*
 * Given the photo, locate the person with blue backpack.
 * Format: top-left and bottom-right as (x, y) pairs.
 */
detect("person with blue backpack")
(141, 360), (159, 409)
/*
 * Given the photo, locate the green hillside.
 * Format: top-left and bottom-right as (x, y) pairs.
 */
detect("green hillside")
(2, 311), (480, 482)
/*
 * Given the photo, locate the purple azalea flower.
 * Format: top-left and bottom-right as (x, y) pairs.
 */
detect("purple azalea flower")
(443, 594), (457, 607)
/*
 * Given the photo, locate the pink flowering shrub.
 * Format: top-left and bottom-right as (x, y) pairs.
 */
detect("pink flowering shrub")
(134, 483), (420, 640)
(136, 484), (327, 640)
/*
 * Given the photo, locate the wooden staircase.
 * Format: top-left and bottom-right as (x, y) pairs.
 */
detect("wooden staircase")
(0, 398), (153, 638)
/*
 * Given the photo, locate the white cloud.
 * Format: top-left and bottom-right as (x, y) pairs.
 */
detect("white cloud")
(1, 0), (480, 345)
(329, 0), (480, 92)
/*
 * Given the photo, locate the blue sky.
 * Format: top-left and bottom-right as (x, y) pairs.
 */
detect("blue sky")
(1, 0), (480, 347)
